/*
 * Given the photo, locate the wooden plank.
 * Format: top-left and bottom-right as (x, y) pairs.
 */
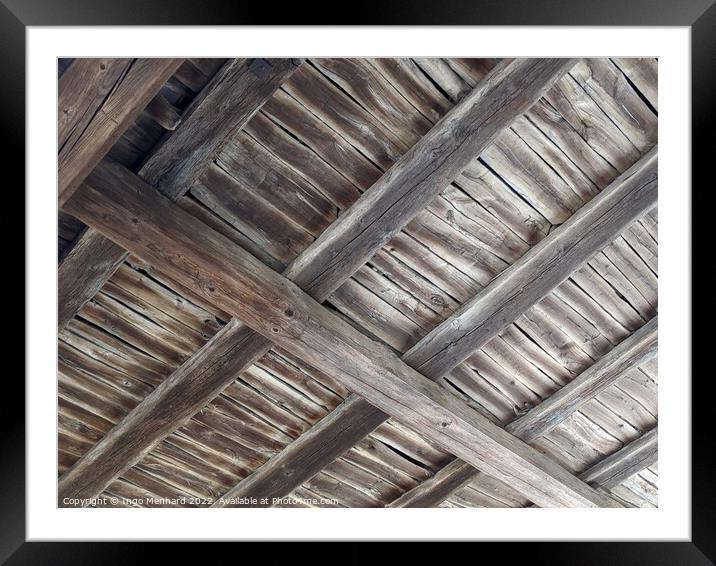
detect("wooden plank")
(140, 58), (304, 199)
(58, 58), (183, 207)
(58, 58), (301, 330)
(580, 427), (658, 489)
(216, 145), (657, 509)
(387, 457), (477, 508)
(402, 147), (657, 379)
(388, 318), (657, 507)
(63, 159), (617, 508)
(57, 59), (576, 504)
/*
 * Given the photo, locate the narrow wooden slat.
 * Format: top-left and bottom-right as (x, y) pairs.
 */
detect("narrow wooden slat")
(58, 58), (183, 206)
(402, 147), (657, 378)
(63, 159), (617, 508)
(57, 59), (576, 505)
(580, 427), (658, 489)
(218, 148), (658, 508)
(388, 318), (657, 507)
(140, 58), (304, 199)
(509, 317), (657, 442)
(387, 457), (478, 508)
(58, 58), (302, 330)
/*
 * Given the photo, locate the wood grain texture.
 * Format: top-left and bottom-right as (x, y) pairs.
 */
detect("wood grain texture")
(388, 317), (657, 507)
(63, 161), (617, 508)
(58, 58), (183, 206)
(140, 58), (303, 199)
(57, 59), (576, 505)
(284, 58), (577, 299)
(403, 146), (658, 378)
(215, 143), (657, 510)
(579, 427), (657, 490)
(57, 229), (128, 329)
(58, 58), (300, 330)
(509, 316), (657, 443)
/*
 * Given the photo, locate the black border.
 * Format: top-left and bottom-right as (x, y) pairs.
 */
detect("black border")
(9, 1), (709, 563)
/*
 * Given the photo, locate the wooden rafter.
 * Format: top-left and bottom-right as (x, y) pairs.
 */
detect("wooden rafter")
(214, 148), (657, 507)
(388, 318), (657, 507)
(58, 58), (184, 207)
(63, 160), (619, 508)
(580, 426), (658, 490)
(56, 58), (575, 504)
(58, 58), (302, 330)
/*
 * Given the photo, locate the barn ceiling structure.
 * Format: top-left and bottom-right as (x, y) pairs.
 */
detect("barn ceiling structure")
(57, 57), (658, 509)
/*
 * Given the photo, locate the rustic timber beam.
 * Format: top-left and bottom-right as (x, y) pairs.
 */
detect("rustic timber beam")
(580, 426), (658, 490)
(402, 145), (658, 378)
(58, 58), (303, 330)
(388, 318), (657, 507)
(58, 58), (183, 207)
(216, 147), (658, 508)
(57, 58), (576, 505)
(63, 160), (616, 508)
(509, 317), (657, 442)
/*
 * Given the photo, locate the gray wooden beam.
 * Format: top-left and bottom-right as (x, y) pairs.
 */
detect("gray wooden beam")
(580, 426), (658, 489)
(58, 58), (183, 207)
(62, 158), (616, 508)
(218, 148), (657, 508)
(388, 318), (657, 507)
(402, 146), (658, 378)
(57, 58), (575, 505)
(58, 58), (303, 330)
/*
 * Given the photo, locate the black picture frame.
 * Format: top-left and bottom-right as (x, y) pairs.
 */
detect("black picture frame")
(8, 1), (708, 563)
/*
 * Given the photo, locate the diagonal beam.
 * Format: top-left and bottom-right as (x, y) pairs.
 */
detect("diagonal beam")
(58, 58), (184, 207)
(57, 58), (575, 505)
(402, 145), (658, 378)
(215, 148), (658, 507)
(395, 426), (658, 508)
(63, 160), (617, 508)
(580, 426), (658, 490)
(388, 318), (657, 507)
(58, 58), (303, 330)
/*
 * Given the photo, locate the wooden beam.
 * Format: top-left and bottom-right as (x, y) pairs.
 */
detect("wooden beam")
(388, 318), (657, 507)
(63, 160), (616, 508)
(57, 58), (576, 504)
(57, 58), (302, 330)
(402, 146), (658, 378)
(580, 427), (658, 489)
(509, 317), (657, 442)
(58, 58), (183, 207)
(217, 148), (658, 507)
(140, 58), (304, 199)
(392, 426), (658, 508)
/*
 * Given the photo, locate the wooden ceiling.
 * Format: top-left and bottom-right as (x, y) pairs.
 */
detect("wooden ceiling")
(57, 57), (658, 509)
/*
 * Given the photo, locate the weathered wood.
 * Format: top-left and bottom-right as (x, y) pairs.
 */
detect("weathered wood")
(58, 58), (301, 330)
(58, 58), (183, 207)
(58, 59), (576, 504)
(509, 316), (657, 443)
(140, 58), (303, 199)
(57, 229), (128, 329)
(416, 427), (658, 509)
(387, 317), (657, 507)
(403, 147), (657, 379)
(387, 457), (477, 508)
(216, 146), (656, 509)
(63, 160), (617, 508)
(580, 427), (658, 489)
(284, 58), (577, 299)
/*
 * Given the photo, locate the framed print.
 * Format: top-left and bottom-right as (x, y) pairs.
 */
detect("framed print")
(11, 0), (709, 562)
